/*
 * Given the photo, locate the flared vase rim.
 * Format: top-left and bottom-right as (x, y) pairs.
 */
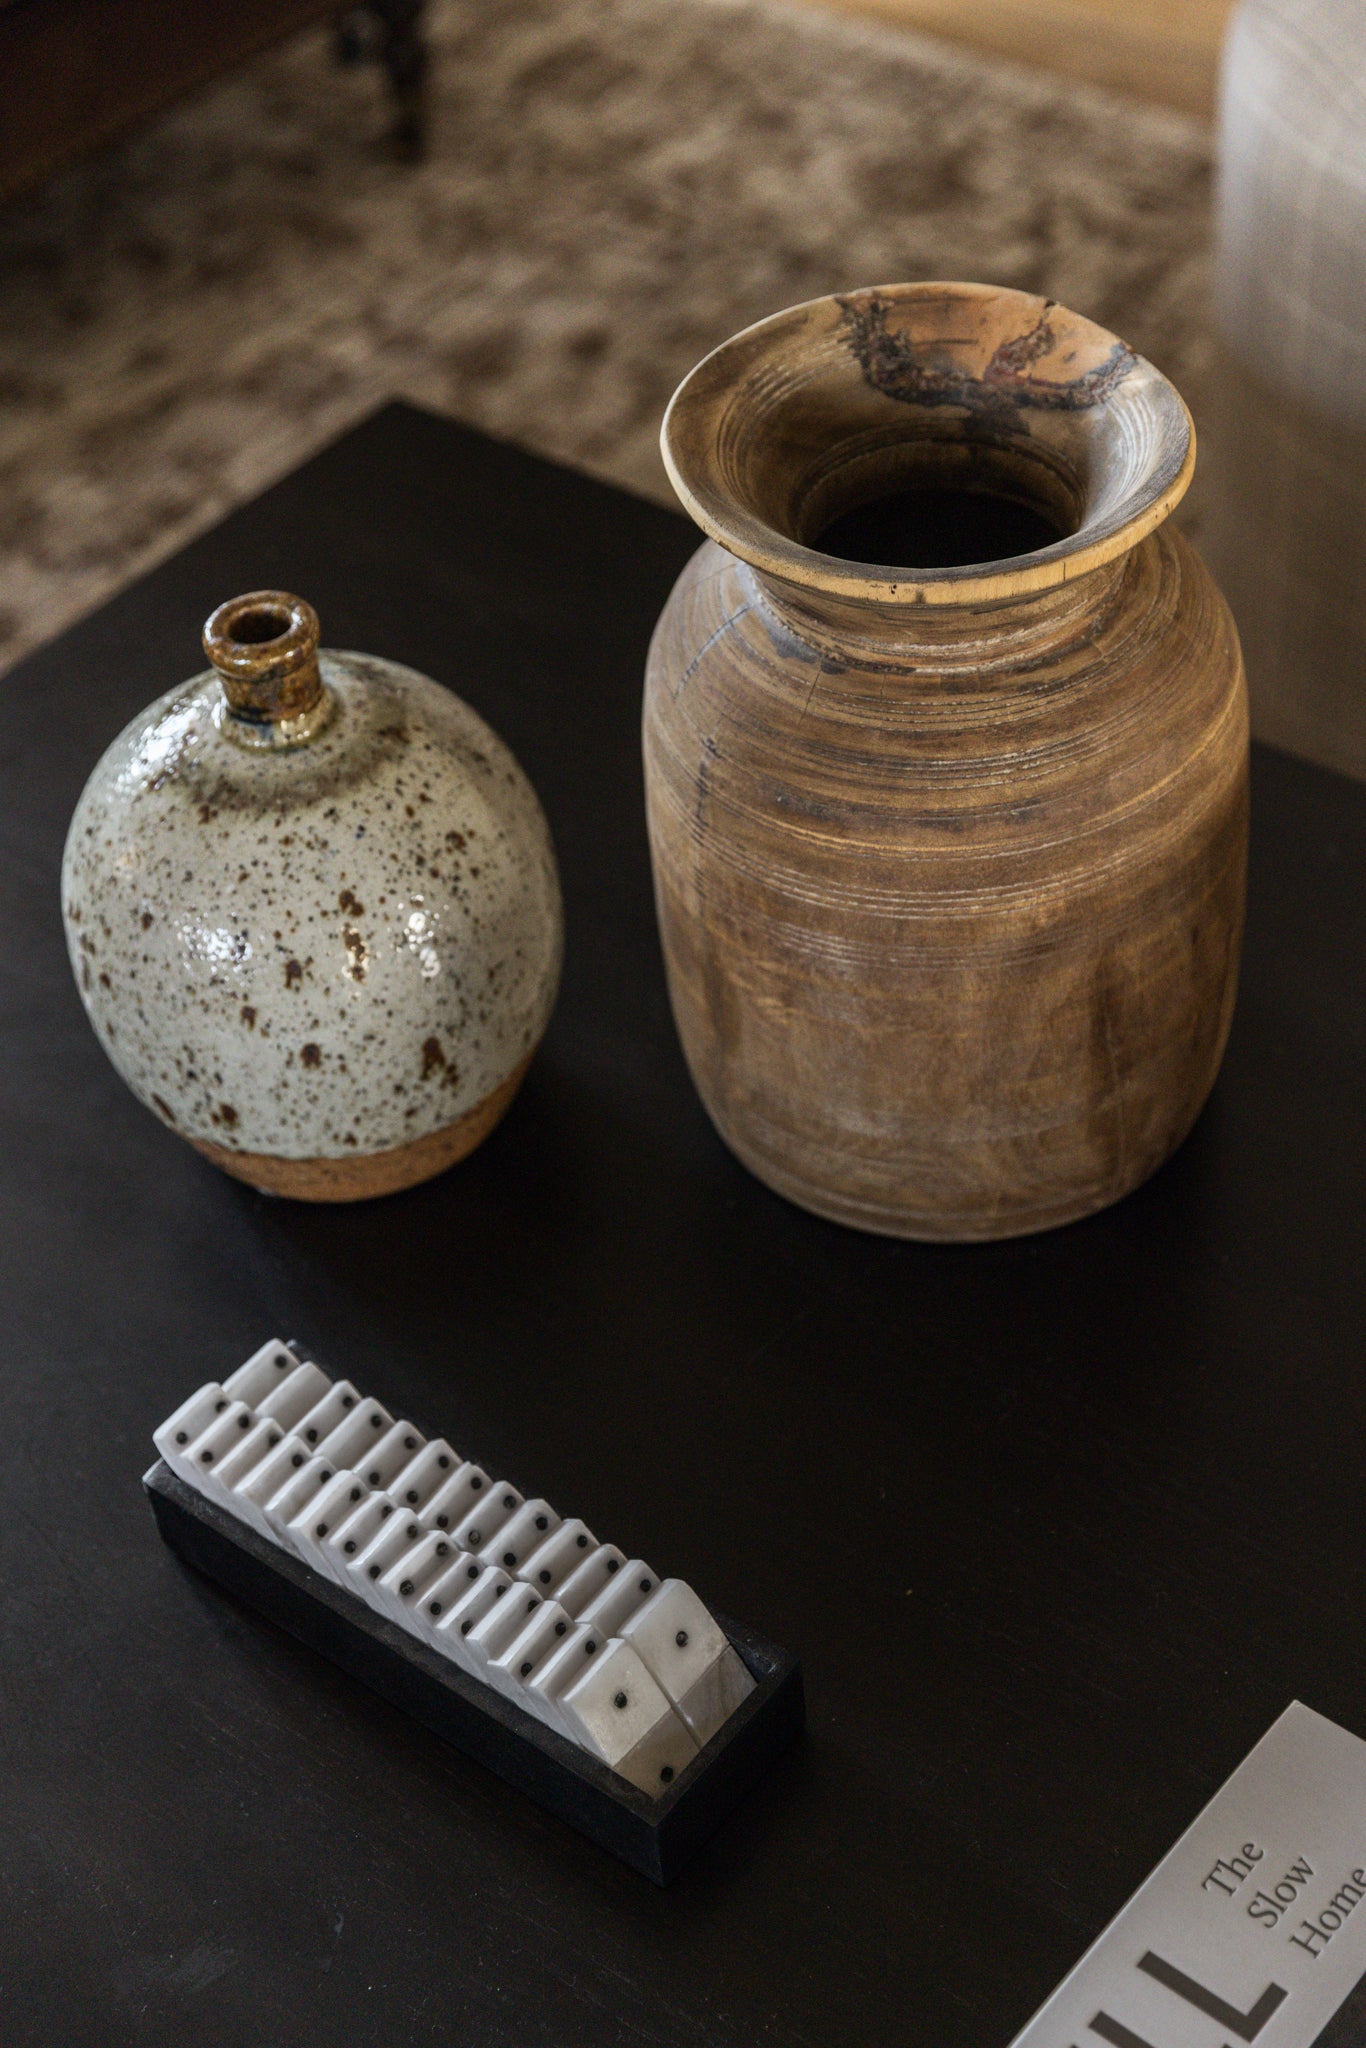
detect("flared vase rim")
(660, 281), (1195, 608)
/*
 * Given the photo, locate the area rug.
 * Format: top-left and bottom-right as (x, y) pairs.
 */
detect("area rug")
(0, 0), (1212, 672)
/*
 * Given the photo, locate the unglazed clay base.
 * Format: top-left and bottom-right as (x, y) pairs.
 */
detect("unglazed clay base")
(191, 1055), (531, 1201)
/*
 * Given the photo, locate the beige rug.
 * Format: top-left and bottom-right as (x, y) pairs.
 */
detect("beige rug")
(0, 0), (1212, 673)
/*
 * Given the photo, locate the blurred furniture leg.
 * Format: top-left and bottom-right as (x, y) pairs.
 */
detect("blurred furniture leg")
(334, 0), (428, 158)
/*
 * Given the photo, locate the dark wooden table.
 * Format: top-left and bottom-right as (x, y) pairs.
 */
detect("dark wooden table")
(2, 402), (1364, 2047)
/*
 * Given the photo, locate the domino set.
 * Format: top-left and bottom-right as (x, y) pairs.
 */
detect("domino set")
(145, 1338), (803, 1880)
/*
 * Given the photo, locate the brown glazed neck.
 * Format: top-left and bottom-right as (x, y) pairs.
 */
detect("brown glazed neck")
(204, 591), (326, 727)
(661, 281), (1194, 616)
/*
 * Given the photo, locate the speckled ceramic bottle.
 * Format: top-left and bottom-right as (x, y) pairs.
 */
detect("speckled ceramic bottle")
(62, 591), (562, 1199)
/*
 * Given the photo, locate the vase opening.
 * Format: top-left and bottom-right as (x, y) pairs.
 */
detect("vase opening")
(662, 282), (1194, 605)
(228, 603), (295, 645)
(814, 482), (1070, 571)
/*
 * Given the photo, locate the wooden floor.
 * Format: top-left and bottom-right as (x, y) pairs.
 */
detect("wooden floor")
(800, 0), (1235, 116)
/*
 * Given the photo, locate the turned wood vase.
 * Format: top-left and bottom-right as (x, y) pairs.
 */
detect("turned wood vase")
(62, 591), (562, 1200)
(643, 283), (1249, 1240)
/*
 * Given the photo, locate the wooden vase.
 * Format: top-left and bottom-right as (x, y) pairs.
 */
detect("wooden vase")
(643, 283), (1249, 1240)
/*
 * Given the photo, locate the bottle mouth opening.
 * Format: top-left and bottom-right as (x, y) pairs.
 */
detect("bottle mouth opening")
(228, 604), (296, 646)
(661, 283), (1194, 605)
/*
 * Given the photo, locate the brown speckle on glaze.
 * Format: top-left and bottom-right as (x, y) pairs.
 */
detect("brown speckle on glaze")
(61, 645), (563, 1181)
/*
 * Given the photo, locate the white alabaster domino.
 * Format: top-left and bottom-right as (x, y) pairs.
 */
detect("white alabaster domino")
(211, 1416), (287, 1512)
(489, 1499), (560, 1575)
(346, 1510), (427, 1615)
(411, 1553), (481, 1642)
(222, 1339), (300, 1408)
(434, 1565), (514, 1674)
(420, 1460), (493, 1534)
(154, 1385), (230, 1481)
(315, 1395), (393, 1470)
(356, 1420), (426, 1493)
(264, 1455), (342, 1551)
(557, 1638), (699, 1794)
(183, 1400), (257, 1491)
(376, 1531), (460, 1629)
(388, 1440), (460, 1513)
(321, 1490), (397, 1578)
(525, 1621), (611, 1736)
(451, 1480), (523, 1557)
(619, 1579), (756, 1746)
(288, 1472), (372, 1584)
(489, 1598), (573, 1713)
(152, 1343), (757, 1790)
(293, 1380), (362, 1452)
(256, 1360), (331, 1430)
(518, 1518), (596, 1597)
(578, 1559), (659, 1638)
(555, 1544), (627, 1618)
(463, 1582), (548, 1689)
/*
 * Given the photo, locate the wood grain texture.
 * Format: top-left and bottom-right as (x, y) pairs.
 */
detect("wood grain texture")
(645, 283), (1249, 1240)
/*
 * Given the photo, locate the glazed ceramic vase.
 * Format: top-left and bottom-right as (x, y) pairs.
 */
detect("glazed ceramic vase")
(1205, 0), (1366, 779)
(644, 283), (1249, 1241)
(62, 591), (562, 1199)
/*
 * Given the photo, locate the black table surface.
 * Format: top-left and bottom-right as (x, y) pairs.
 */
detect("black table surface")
(3, 401), (1364, 2047)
